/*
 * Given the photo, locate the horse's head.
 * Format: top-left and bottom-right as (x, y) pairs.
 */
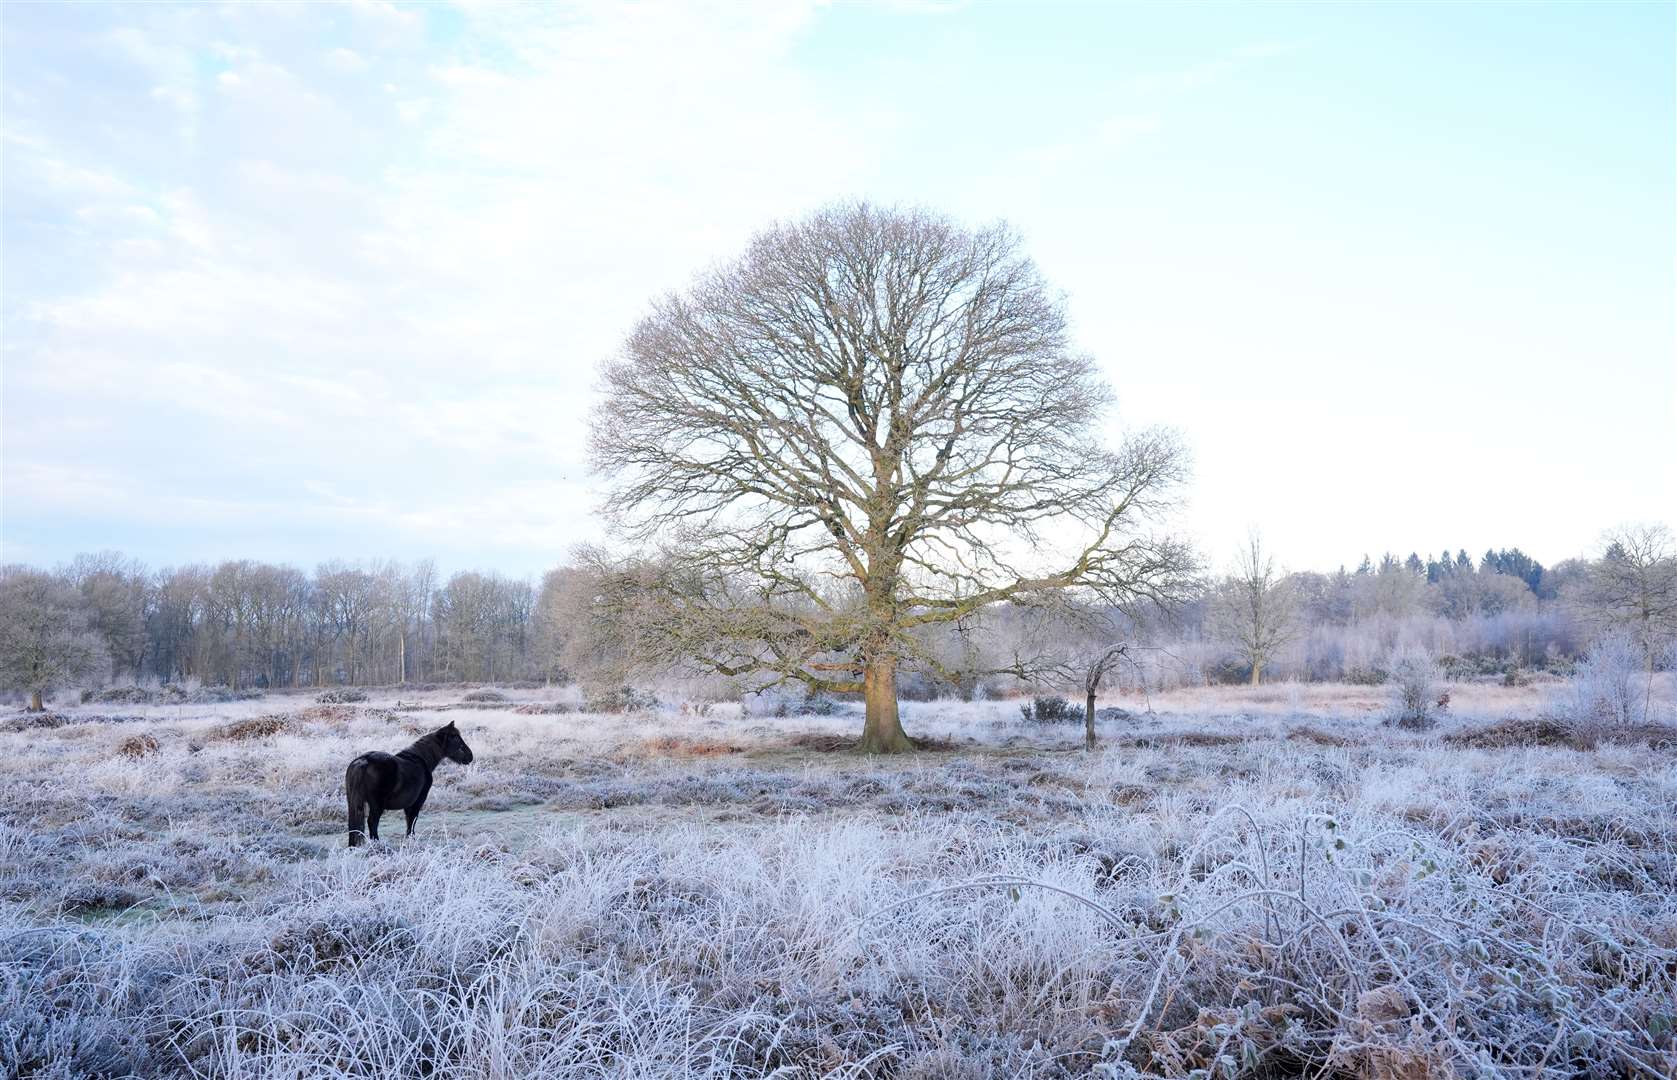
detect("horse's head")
(438, 721), (474, 765)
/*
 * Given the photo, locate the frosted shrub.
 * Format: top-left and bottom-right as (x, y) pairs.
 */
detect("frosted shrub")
(1343, 666), (1388, 686)
(792, 693), (840, 716)
(1564, 630), (1645, 731)
(586, 685), (659, 713)
(1387, 647), (1443, 729)
(1019, 696), (1075, 723)
(90, 685), (154, 705)
(749, 689), (844, 717)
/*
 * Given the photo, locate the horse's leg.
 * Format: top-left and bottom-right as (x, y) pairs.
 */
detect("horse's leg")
(367, 802), (384, 843)
(346, 758), (369, 848)
(405, 781), (431, 837)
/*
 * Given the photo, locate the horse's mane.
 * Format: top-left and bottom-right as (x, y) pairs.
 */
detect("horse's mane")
(398, 729), (445, 768)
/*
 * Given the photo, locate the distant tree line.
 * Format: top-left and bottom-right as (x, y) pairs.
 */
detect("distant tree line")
(0, 554), (552, 700)
(1, 523), (1672, 708)
(1194, 524), (1677, 687)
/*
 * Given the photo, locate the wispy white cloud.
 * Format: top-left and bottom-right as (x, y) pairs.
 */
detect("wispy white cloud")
(325, 47), (369, 73)
(2, 0), (868, 570)
(3, 2), (1669, 575)
(1127, 40), (1301, 96)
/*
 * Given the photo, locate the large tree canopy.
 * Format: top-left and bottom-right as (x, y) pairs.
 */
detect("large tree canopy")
(591, 202), (1194, 751)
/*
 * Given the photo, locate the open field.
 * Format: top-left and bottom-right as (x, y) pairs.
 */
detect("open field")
(3, 683), (1675, 1078)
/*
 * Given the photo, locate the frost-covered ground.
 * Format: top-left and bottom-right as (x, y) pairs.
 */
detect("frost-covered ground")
(2, 683), (1674, 1078)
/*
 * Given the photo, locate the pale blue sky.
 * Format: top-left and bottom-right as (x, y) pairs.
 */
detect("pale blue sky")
(3, 1), (1672, 577)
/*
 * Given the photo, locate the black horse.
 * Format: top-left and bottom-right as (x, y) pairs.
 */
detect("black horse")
(346, 721), (474, 847)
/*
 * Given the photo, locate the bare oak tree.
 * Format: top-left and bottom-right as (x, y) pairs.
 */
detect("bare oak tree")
(1210, 531), (1297, 685)
(591, 202), (1194, 752)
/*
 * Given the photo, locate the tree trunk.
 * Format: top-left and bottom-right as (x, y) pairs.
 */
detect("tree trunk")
(859, 657), (914, 753)
(1249, 660), (1262, 686)
(1646, 648), (1656, 722)
(1085, 690), (1097, 751)
(27, 689), (43, 712)
(398, 631), (407, 685)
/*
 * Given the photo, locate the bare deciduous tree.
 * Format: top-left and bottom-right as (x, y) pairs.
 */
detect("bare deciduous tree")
(1210, 531), (1297, 686)
(316, 562), (378, 685)
(534, 555), (625, 687)
(433, 570), (533, 683)
(207, 560), (265, 690)
(1072, 642), (1130, 750)
(392, 559), (436, 685)
(0, 567), (108, 710)
(1023, 599), (1152, 750)
(149, 565), (208, 682)
(64, 551), (152, 680)
(1578, 523), (1677, 712)
(591, 202), (1194, 751)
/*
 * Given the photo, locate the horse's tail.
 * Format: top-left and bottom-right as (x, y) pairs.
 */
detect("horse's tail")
(346, 756), (370, 848)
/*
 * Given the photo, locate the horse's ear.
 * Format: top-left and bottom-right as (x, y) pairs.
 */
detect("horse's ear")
(444, 721), (457, 730)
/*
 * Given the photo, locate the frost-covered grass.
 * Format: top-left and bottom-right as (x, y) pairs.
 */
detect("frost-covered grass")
(2, 685), (1674, 1078)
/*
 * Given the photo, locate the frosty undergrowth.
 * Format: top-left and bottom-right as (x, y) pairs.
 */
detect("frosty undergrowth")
(1, 683), (1673, 1078)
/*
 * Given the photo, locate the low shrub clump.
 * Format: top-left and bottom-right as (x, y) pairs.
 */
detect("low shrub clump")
(1204, 658), (1255, 685)
(513, 702), (574, 715)
(586, 686), (659, 714)
(747, 689), (845, 718)
(1288, 725), (1351, 747)
(639, 736), (744, 757)
(317, 688), (368, 704)
(214, 716), (290, 741)
(1563, 631), (1647, 733)
(785, 732), (854, 752)
(1, 712), (72, 732)
(1446, 716), (1582, 750)
(1385, 648), (1446, 730)
(85, 684), (264, 705)
(117, 733), (160, 759)
(463, 689), (508, 703)
(1437, 654), (1470, 681)
(773, 693), (839, 717)
(180, 684), (264, 703)
(299, 703), (358, 724)
(89, 686), (153, 705)
(1020, 696), (1076, 723)
(59, 882), (144, 914)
